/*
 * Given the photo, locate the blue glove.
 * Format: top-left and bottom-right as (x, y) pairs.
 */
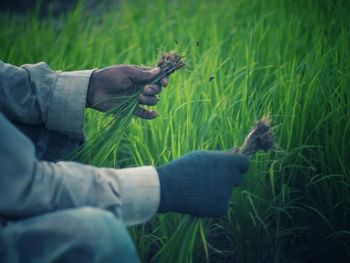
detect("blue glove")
(157, 150), (249, 217)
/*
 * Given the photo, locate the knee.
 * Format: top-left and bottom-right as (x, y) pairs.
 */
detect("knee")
(67, 207), (140, 263)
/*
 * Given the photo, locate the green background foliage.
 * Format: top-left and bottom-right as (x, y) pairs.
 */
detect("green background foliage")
(1, 0), (349, 262)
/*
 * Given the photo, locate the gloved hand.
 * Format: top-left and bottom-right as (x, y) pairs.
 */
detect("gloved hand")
(87, 65), (169, 119)
(157, 150), (249, 217)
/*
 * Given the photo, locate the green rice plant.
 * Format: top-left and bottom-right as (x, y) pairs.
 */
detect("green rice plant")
(1, 0), (349, 262)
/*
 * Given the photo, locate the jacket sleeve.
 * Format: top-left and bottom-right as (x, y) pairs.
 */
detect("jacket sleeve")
(0, 113), (160, 226)
(0, 60), (93, 141)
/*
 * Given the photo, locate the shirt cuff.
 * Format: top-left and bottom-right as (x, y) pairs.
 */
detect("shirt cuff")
(46, 70), (94, 141)
(102, 166), (160, 226)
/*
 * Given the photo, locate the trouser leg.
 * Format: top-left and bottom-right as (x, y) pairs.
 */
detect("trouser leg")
(0, 207), (140, 263)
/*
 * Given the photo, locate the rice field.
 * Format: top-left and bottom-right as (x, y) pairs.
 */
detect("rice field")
(1, 0), (349, 262)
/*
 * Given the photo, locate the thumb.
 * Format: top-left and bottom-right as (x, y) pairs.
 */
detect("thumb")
(230, 154), (250, 174)
(130, 67), (161, 84)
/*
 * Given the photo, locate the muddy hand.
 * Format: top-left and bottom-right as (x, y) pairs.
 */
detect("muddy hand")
(87, 65), (169, 119)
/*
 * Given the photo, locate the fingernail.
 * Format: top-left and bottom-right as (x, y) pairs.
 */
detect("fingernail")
(161, 78), (168, 87)
(150, 67), (161, 74)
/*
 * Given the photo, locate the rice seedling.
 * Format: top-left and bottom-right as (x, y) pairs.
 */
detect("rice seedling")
(70, 51), (185, 165)
(232, 117), (275, 157)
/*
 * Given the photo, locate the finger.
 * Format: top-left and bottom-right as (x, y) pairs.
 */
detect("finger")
(129, 67), (161, 84)
(138, 94), (159, 106)
(143, 84), (162, 95)
(119, 64), (153, 71)
(134, 107), (158, 119)
(134, 65), (153, 71)
(160, 77), (169, 87)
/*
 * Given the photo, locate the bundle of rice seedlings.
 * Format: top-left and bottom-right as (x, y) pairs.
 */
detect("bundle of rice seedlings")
(154, 118), (274, 262)
(70, 51), (186, 165)
(157, 51), (186, 76)
(231, 117), (275, 156)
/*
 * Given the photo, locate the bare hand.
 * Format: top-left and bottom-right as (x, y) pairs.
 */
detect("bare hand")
(87, 65), (168, 119)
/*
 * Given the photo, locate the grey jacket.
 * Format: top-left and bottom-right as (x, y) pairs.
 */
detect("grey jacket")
(0, 61), (160, 226)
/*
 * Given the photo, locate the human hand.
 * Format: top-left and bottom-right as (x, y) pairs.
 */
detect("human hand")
(157, 150), (249, 217)
(87, 65), (168, 119)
